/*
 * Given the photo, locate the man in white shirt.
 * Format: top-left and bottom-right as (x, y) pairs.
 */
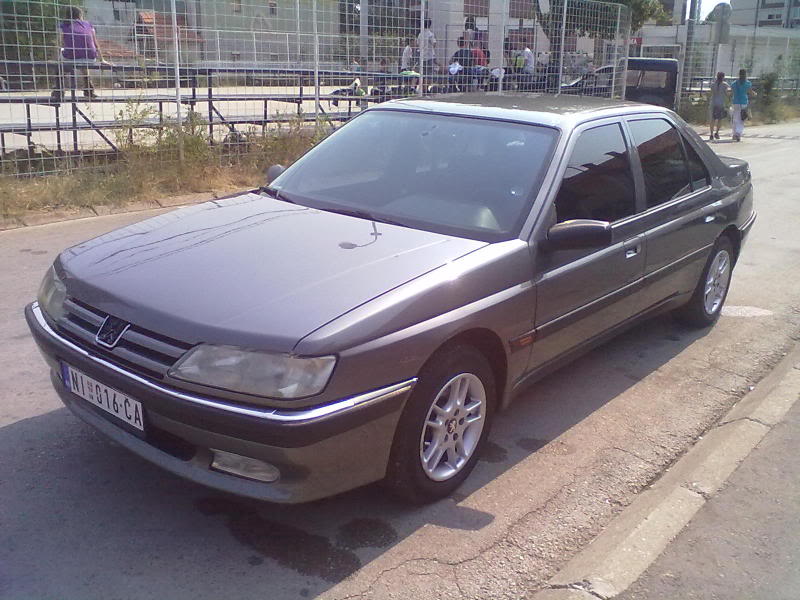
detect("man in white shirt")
(520, 44), (535, 74)
(417, 18), (437, 77)
(400, 38), (415, 71)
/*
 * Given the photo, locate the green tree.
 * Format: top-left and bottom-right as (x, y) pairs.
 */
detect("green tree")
(1, 0), (83, 61)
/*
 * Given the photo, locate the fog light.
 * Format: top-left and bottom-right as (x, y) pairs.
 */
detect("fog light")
(210, 449), (280, 483)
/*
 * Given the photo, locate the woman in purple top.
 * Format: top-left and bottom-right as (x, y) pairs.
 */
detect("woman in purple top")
(51, 6), (110, 101)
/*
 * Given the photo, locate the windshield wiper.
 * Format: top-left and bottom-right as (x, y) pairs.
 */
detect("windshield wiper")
(318, 206), (406, 228)
(259, 186), (295, 204)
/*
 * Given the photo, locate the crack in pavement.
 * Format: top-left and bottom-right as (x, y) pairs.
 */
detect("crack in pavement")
(334, 476), (583, 599)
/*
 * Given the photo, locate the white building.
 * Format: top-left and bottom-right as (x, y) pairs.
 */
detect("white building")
(729, 0), (800, 29)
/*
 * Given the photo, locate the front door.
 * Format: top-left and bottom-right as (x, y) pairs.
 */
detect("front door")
(528, 121), (647, 372)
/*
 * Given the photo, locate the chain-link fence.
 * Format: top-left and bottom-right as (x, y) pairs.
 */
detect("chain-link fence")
(1, 0), (630, 177)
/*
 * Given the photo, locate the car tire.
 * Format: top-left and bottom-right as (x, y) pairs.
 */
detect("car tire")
(383, 345), (496, 504)
(674, 235), (735, 328)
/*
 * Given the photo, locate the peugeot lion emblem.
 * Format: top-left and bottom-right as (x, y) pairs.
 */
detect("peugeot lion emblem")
(95, 316), (130, 349)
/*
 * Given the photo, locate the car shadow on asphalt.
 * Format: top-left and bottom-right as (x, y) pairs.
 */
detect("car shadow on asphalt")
(1, 314), (708, 599)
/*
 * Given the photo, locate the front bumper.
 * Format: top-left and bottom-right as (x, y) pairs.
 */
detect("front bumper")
(26, 302), (415, 503)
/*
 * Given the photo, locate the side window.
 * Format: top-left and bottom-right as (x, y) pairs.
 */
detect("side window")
(641, 71), (668, 88)
(628, 119), (692, 208)
(595, 69), (613, 87)
(554, 123), (636, 223)
(682, 135), (711, 190)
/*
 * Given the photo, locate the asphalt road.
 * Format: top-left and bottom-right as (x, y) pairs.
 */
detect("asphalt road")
(1, 122), (799, 600)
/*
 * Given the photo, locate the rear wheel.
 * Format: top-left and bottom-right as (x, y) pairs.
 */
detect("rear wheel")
(675, 236), (734, 327)
(384, 345), (496, 503)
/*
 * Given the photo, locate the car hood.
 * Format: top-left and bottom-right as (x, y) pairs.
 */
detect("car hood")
(58, 192), (486, 353)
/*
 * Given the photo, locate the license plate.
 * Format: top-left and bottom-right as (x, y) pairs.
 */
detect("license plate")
(61, 363), (144, 431)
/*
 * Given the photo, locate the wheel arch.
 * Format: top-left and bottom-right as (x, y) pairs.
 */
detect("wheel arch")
(720, 224), (741, 263)
(429, 327), (510, 411)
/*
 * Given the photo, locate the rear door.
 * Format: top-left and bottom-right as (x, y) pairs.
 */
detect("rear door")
(528, 120), (648, 372)
(623, 116), (720, 308)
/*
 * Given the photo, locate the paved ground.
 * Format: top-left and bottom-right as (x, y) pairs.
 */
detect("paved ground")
(1, 122), (799, 600)
(618, 384), (800, 600)
(0, 84), (355, 152)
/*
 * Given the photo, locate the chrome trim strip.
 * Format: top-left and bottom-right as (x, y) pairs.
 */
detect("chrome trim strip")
(740, 210), (756, 233)
(32, 303), (416, 423)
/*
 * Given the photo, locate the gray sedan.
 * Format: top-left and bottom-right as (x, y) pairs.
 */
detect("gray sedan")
(26, 94), (755, 503)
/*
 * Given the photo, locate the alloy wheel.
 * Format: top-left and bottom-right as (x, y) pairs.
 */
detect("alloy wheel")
(419, 373), (486, 482)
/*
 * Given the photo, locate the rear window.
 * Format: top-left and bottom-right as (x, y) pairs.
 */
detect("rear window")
(641, 71), (668, 87)
(271, 110), (559, 241)
(628, 118), (692, 208)
(626, 70), (642, 86)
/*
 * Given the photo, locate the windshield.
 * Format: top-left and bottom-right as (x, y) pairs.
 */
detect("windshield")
(269, 110), (558, 242)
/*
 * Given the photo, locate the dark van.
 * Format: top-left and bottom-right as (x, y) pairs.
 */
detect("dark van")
(562, 57), (679, 109)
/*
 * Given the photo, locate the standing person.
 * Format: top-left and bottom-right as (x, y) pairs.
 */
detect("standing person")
(518, 41), (535, 74)
(730, 69), (756, 142)
(448, 36), (474, 91)
(51, 6), (109, 102)
(708, 72), (730, 141)
(400, 38), (416, 72)
(417, 18), (437, 78)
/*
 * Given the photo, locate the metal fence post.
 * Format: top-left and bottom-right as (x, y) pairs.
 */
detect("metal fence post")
(557, 0), (568, 94)
(170, 0), (184, 163)
(499, 0), (508, 93)
(312, 0), (321, 122)
(360, 0), (369, 64)
(419, 2), (425, 96)
(611, 5), (621, 99)
(296, 0), (302, 65)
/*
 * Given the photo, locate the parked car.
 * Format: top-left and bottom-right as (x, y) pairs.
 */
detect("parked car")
(563, 57), (679, 108)
(27, 94), (755, 504)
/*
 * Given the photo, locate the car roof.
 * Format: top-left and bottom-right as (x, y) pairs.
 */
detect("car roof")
(374, 93), (673, 129)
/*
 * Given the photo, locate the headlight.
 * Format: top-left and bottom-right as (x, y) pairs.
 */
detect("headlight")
(168, 345), (336, 399)
(37, 266), (67, 321)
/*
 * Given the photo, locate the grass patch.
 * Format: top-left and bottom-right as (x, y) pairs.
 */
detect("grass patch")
(0, 117), (322, 218)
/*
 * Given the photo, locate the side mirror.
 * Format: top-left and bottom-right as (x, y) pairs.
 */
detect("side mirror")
(544, 219), (612, 251)
(266, 164), (285, 184)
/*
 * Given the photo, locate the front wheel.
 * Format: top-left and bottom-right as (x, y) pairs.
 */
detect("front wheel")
(384, 345), (496, 504)
(675, 236), (734, 327)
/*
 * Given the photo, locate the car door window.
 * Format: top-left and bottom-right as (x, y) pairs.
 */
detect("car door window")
(682, 135), (711, 190)
(554, 123), (636, 223)
(628, 118), (692, 208)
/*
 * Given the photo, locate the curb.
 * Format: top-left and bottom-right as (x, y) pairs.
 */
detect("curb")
(530, 341), (800, 600)
(0, 192), (217, 232)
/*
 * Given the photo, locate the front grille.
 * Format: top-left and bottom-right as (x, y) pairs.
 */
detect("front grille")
(56, 297), (193, 379)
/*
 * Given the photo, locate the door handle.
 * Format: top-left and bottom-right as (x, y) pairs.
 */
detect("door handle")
(625, 246), (640, 259)
(704, 215), (716, 223)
